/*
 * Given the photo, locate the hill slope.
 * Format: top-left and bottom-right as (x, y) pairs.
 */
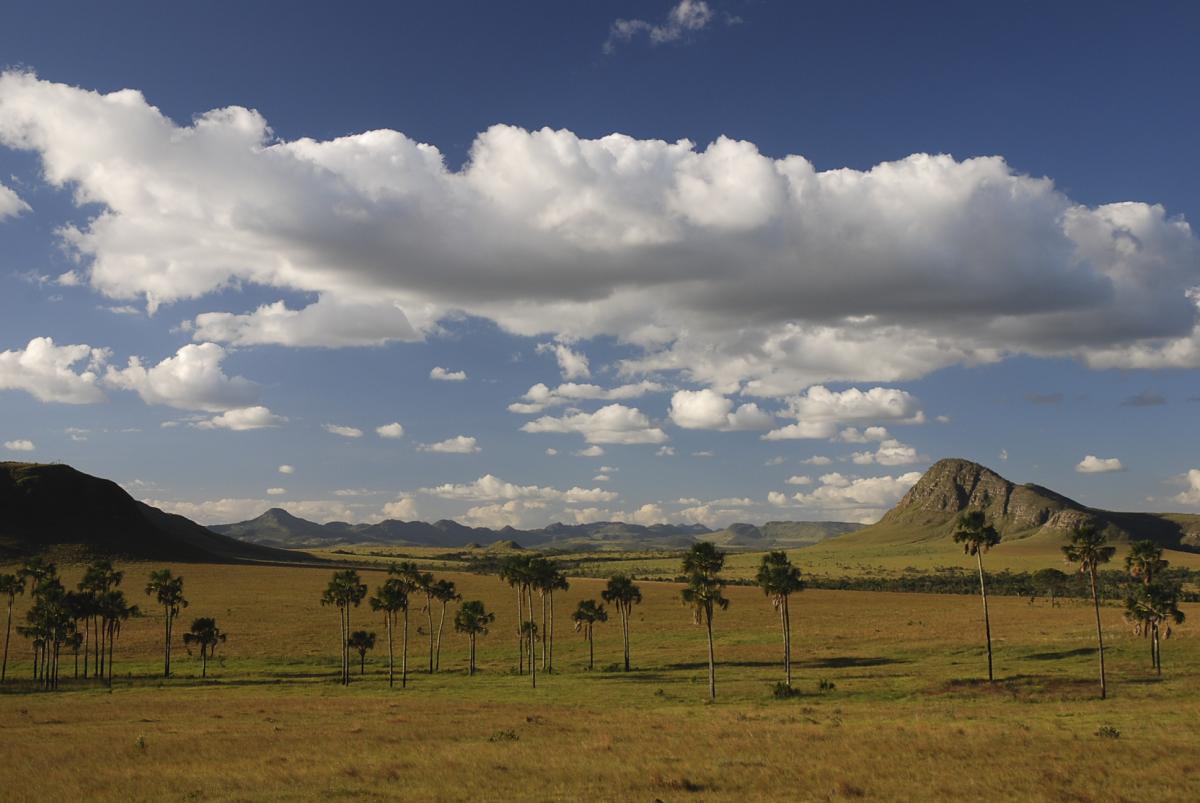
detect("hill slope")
(828, 458), (1200, 552)
(0, 462), (314, 563)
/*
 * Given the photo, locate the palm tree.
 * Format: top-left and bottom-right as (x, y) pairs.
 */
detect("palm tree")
(145, 569), (187, 678)
(1063, 524), (1116, 699)
(952, 511), (1002, 681)
(571, 600), (607, 670)
(1124, 581), (1185, 675)
(320, 569), (367, 685)
(454, 600), (494, 676)
(540, 565), (568, 673)
(602, 574), (642, 672)
(369, 578), (408, 688)
(388, 563), (424, 686)
(411, 569), (437, 674)
(1124, 540), (1168, 669)
(182, 617), (226, 678)
(0, 572), (26, 682)
(756, 551), (804, 687)
(96, 589), (138, 687)
(430, 579), (460, 672)
(520, 620), (539, 688)
(348, 630), (377, 675)
(499, 556), (533, 673)
(78, 559), (122, 678)
(680, 542), (729, 700)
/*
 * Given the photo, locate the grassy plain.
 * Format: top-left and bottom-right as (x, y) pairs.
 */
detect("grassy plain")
(1, 560), (1197, 801)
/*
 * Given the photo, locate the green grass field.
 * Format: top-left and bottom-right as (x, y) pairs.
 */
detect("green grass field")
(1, 560), (1197, 801)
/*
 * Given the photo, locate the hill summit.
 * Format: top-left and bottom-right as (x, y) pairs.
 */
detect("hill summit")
(843, 458), (1200, 551)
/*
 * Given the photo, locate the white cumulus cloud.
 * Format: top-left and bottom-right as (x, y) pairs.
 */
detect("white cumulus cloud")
(521, 403), (667, 444)
(194, 405), (287, 431)
(418, 435), (480, 454)
(376, 422), (405, 439)
(0, 337), (109, 404)
(323, 423), (364, 438)
(4, 439), (35, 451)
(1076, 455), (1125, 474)
(430, 366), (467, 381)
(104, 342), (258, 412)
(668, 388), (774, 431)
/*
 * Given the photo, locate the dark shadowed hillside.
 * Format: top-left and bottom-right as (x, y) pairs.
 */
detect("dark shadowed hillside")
(0, 462), (316, 563)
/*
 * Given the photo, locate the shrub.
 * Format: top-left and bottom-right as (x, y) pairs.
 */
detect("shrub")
(1096, 725), (1120, 739)
(772, 682), (800, 699)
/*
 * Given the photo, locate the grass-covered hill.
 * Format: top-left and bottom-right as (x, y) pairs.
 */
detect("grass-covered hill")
(0, 462), (313, 563)
(801, 458), (1200, 574)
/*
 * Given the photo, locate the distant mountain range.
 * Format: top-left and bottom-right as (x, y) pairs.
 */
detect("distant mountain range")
(0, 462), (314, 563)
(827, 458), (1200, 552)
(209, 507), (863, 551)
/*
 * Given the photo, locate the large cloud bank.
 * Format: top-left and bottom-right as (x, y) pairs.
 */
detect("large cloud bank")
(3, 72), (1198, 397)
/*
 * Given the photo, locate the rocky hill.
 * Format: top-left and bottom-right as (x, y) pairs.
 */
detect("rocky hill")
(0, 462), (315, 563)
(835, 458), (1200, 550)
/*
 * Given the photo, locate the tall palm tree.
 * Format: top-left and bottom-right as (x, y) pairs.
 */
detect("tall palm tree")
(78, 559), (122, 679)
(953, 511), (1002, 682)
(0, 572), (26, 683)
(756, 551), (803, 687)
(1063, 524), (1116, 699)
(181, 617), (226, 677)
(680, 542), (729, 700)
(499, 556), (533, 673)
(97, 589), (138, 687)
(348, 630), (377, 675)
(145, 569), (187, 678)
(454, 600), (494, 676)
(369, 578), (408, 688)
(571, 599), (607, 670)
(602, 574), (642, 672)
(1124, 581), (1185, 675)
(321, 569), (367, 686)
(430, 579), (460, 672)
(1125, 540), (1167, 668)
(388, 563), (424, 686)
(521, 620), (539, 688)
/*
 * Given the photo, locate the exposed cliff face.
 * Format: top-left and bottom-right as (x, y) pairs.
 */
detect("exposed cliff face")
(883, 458), (1097, 535)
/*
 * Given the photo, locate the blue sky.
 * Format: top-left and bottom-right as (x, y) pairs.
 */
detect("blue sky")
(1, 1), (1198, 527)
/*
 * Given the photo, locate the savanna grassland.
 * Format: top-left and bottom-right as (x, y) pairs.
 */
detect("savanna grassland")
(2, 560), (1198, 801)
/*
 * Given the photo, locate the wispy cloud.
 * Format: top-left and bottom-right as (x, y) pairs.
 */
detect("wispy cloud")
(605, 0), (717, 53)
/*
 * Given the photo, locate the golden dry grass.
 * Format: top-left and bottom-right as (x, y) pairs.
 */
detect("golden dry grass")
(1, 561), (1197, 801)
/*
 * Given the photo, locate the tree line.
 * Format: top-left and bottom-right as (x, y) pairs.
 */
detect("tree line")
(1, 517), (1187, 701)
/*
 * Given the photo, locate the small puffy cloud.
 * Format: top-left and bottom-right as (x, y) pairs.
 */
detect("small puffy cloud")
(625, 503), (667, 525)
(0, 337), (109, 404)
(266, 487), (286, 496)
(420, 473), (616, 504)
(0, 180), (30, 219)
(376, 422), (405, 439)
(791, 471), (923, 522)
(430, 366), (467, 382)
(768, 491), (790, 507)
(834, 426), (891, 444)
(764, 456), (786, 466)
(278, 464), (295, 474)
(656, 446), (676, 456)
(4, 439), (35, 451)
(786, 475), (812, 485)
(521, 403), (667, 444)
(104, 342), (258, 412)
(537, 342), (590, 380)
(323, 423), (364, 438)
(576, 445), (605, 457)
(668, 388), (773, 431)
(606, 0), (715, 53)
(998, 449), (1008, 462)
(382, 497), (419, 520)
(545, 447), (558, 456)
(1076, 455), (1125, 474)
(194, 405), (287, 431)
(65, 427), (88, 441)
(508, 380), (662, 414)
(692, 450), (715, 457)
(593, 474), (611, 482)
(935, 415), (951, 424)
(418, 435), (481, 454)
(801, 455), (832, 465)
(765, 386), (923, 441)
(851, 439), (922, 466)
(191, 296), (425, 348)
(1174, 470), (1200, 506)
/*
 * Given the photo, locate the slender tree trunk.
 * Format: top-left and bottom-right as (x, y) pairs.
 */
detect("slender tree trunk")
(1153, 622), (1161, 675)
(74, 642), (79, 679)
(540, 593), (548, 672)
(1, 596), (12, 682)
(1089, 567), (1107, 700)
(783, 596), (792, 687)
(82, 617), (89, 679)
(516, 586), (524, 674)
(360, 651), (365, 675)
(336, 605), (346, 685)
(527, 585), (536, 676)
(705, 606), (716, 700)
(387, 612), (395, 688)
(622, 605), (631, 672)
(33, 641), (39, 680)
(426, 593), (434, 674)
(402, 609), (409, 689)
(469, 634), (476, 675)
(163, 608), (170, 678)
(587, 625), (594, 670)
(531, 630), (537, 689)
(435, 603), (447, 672)
(548, 592), (555, 673)
(107, 625), (115, 687)
(202, 645), (208, 678)
(976, 552), (994, 682)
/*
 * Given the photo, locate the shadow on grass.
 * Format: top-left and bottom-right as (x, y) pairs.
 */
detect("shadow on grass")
(796, 656), (906, 669)
(939, 674), (1102, 701)
(1024, 647), (1097, 661)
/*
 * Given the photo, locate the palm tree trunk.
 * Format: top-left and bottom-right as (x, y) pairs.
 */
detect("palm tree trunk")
(202, 645), (208, 678)
(976, 552), (994, 682)
(360, 651), (365, 675)
(107, 624), (115, 687)
(402, 609), (409, 689)
(1153, 622), (1161, 675)
(587, 625), (594, 670)
(1089, 566), (1107, 699)
(516, 586), (524, 674)
(705, 606), (716, 700)
(469, 634), (476, 675)
(387, 612), (395, 688)
(81, 616), (89, 679)
(336, 605), (346, 685)
(2, 596), (12, 682)
(548, 592), (555, 673)
(622, 605), (631, 671)
(540, 593), (548, 672)
(784, 596), (792, 687)
(163, 608), (170, 678)
(426, 594), (434, 674)
(435, 602), (447, 672)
